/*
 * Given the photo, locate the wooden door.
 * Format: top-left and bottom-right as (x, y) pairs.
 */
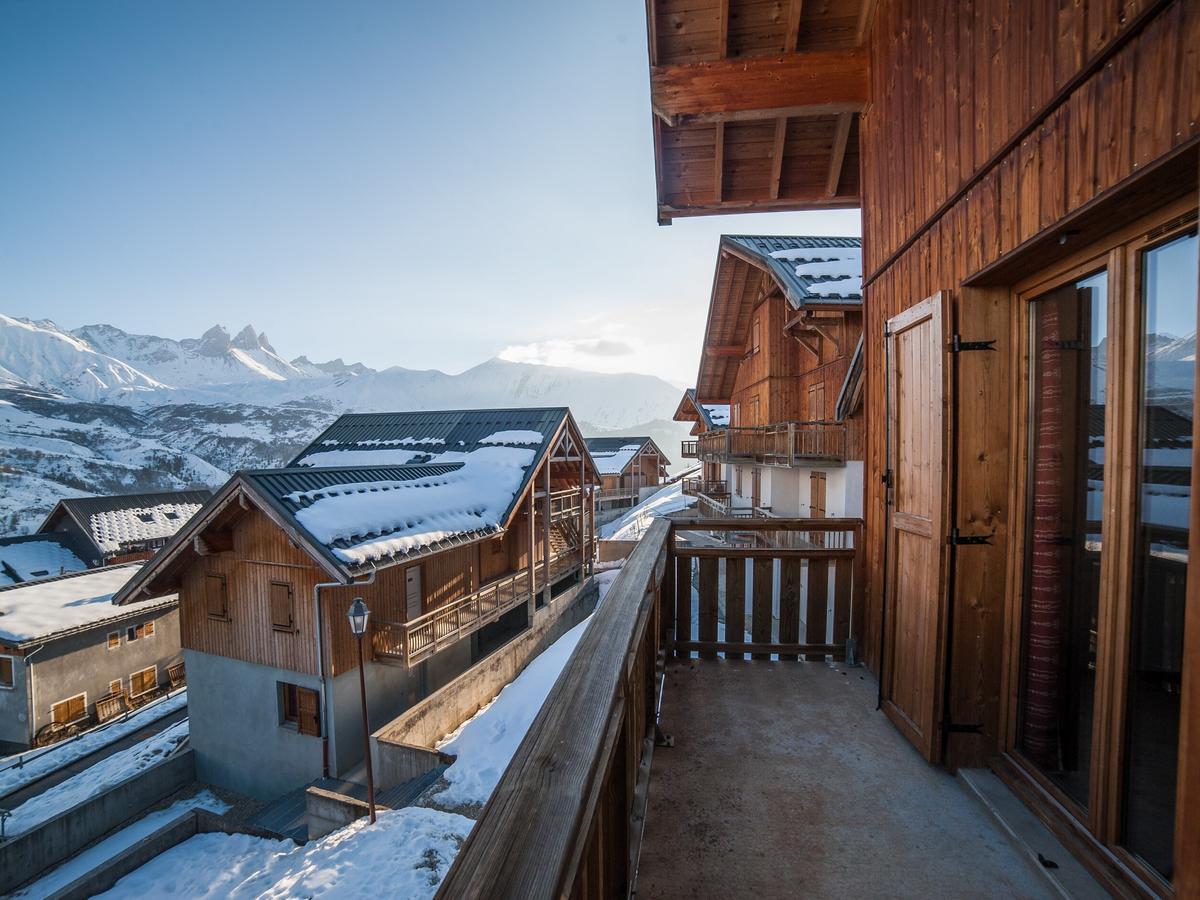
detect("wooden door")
(883, 292), (952, 762)
(405, 565), (423, 621)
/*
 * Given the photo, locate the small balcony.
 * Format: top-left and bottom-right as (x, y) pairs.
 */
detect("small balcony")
(680, 439), (698, 458)
(697, 420), (847, 467)
(437, 517), (1051, 898)
(680, 476), (727, 498)
(372, 547), (582, 667)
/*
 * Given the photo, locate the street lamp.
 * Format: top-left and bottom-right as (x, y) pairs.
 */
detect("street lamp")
(347, 598), (377, 824)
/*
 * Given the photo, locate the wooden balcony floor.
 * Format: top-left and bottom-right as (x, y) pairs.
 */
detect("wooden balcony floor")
(637, 660), (1053, 899)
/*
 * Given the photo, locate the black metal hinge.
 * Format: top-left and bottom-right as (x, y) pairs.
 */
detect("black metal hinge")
(950, 334), (996, 353)
(949, 527), (992, 546)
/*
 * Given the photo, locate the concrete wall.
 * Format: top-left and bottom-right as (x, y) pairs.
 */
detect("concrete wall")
(305, 785), (372, 840)
(372, 578), (598, 790)
(729, 463), (865, 519)
(0, 748), (194, 894)
(184, 649), (325, 801)
(0, 651), (30, 750)
(28, 607), (181, 744)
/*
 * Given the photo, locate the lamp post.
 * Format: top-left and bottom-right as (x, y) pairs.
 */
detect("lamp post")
(347, 598), (377, 824)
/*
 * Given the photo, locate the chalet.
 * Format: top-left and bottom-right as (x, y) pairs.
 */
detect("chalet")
(674, 235), (864, 519)
(37, 489), (213, 567)
(0, 564), (181, 753)
(674, 388), (730, 506)
(113, 408), (599, 800)
(438, 3), (1200, 898)
(0, 532), (90, 585)
(585, 436), (670, 511)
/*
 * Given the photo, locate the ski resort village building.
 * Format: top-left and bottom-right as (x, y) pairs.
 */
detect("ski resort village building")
(439, 3), (1200, 899)
(0, 532), (90, 585)
(585, 436), (670, 513)
(37, 489), (212, 567)
(114, 408), (599, 799)
(0, 564), (181, 753)
(674, 236), (864, 519)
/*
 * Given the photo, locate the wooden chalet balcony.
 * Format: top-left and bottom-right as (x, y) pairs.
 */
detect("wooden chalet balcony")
(697, 420), (847, 467)
(438, 517), (1047, 898)
(680, 439), (698, 458)
(372, 548), (582, 667)
(680, 476), (727, 498)
(596, 486), (640, 505)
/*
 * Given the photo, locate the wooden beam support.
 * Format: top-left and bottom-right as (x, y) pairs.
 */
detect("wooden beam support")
(650, 49), (867, 126)
(806, 321), (842, 355)
(716, 0), (729, 58)
(713, 121), (725, 202)
(784, 0), (803, 52)
(769, 117), (788, 199)
(704, 344), (745, 358)
(826, 112), (853, 197)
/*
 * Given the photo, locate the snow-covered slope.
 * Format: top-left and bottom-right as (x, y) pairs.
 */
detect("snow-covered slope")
(0, 316), (165, 402)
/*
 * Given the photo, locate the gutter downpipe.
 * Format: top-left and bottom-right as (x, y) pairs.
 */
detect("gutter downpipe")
(314, 569), (376, 778)
(24, 644), (46, 747)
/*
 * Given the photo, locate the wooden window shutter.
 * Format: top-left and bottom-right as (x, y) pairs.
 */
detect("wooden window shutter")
(205, 573), (228, 619)
(297, 686), (320, 736)
(270, 581), (294, 631)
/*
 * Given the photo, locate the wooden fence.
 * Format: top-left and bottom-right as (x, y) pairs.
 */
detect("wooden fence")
(697, 420), (847, 466)
(437, 515), (864, 898)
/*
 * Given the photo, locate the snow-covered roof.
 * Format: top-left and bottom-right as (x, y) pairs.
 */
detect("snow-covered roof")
(0, 533), (89, 586)
(41, 490), (212, 555)
(584, 437), (671, 476)
(0, 564), (175, 645)
(700, 404), (730, 427)
(723, 235), (863, 307)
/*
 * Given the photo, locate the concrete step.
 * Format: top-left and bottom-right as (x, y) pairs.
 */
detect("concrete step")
(957, 768), (1112, 899)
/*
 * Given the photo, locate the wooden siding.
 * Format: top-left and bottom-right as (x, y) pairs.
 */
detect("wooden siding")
(858, 0), (1199, 776)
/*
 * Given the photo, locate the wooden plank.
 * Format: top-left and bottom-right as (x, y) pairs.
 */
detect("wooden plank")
(673, 546), (855, 560)
(716, 0), (729, 57)
(650, 49), (868, 126)
(805, 558), (828, 660)
(724, 556), (746, 660)
(697, 557), (719, 659)
(784, 0), (803, 52)
(713, 120), (725, 202)
(768, 117), (787, 199)
(832, 556), (852, 647)
(778, 557), (803, 661)
(751, 558), (773, 660)
(676, 554), (692, 656)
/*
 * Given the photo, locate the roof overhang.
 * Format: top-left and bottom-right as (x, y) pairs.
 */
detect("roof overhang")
(645, 0), (874, 223)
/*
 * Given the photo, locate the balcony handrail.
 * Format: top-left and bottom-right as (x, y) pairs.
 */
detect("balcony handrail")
(696, 419), (848, 466)
(438, 515), (865, 897)
(437, 517), (671, 898)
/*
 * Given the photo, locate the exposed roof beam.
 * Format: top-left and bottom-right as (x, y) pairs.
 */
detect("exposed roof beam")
(784, 0), (803, 52)
(826, 112), (853, 197)
(704, 345), (745, 358)
(661, 195), (860, 219)
(713, 121), (725, 202)
(651, 49), (867, 127)
(769, 117), (787, 199)
(855, 0), (878, 44)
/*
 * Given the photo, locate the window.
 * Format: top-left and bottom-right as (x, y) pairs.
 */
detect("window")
(734, 466), (743, 496)
(751, 316), (761, 353)
(731, 403), (740, 427)
(126, 625), (138, 642)
(165, 511), (179, 520)
(108, 678), (122, 697)
(136, 512), (155, 523)
(279, 682), (321, 736)
(107, 631), (120, 650)
(205, 573), (229, 620)
(144, 620), (155, 638)
(748, 395), (760, 425)
(270, 581), (295, 632)
(130, 666), (157, 697)
(0, 655), (14, 689)
(51, 693), (86, 724)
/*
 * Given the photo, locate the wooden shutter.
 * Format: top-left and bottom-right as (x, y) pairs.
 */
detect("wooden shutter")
(808, 382), (826, 421)
(270, 581), (294, 631)
(53, 694), (85, 723)
(144, 620), (155, 637)
(205, 573), (228, 619)
(810, 472), (827, 517)
(406, 566), (423, 621)
(882, 292), (952, 762)
(297, 686), (320, 736)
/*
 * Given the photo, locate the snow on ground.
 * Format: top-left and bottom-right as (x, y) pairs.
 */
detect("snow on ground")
(0, 564), (174, 644)
(6, 720), (188, 835)
(430, 565), (622, 809)
(292, 445), (536, 565)
(15, 790), (229, 898)
(598, 481), (696, 541)
(0, 689), (187, 799)
(95, 806), (473, 900)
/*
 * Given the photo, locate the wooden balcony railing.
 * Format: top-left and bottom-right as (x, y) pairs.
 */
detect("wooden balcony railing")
(681, 477), (727, 497)
(696, 420), (847, 466)
(596, 486), (640, 504)
(373, 548), (583, 667)
(437, 516), (863, 898)
(680, 439), (698, 458)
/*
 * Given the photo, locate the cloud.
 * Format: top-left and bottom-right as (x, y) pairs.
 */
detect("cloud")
(499, 337), (634, 367)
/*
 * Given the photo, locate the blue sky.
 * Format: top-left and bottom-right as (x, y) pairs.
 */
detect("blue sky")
(0, 0), (860, 385)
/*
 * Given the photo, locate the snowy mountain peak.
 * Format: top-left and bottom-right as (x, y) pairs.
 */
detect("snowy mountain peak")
(195, 325), (233, 356)
(231, 325), (262, 351)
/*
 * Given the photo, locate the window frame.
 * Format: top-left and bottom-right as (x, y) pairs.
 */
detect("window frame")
(279, 681), (321, 737)
(106, 631), (120, 651)
(269, 580), (296, 633)
(0, 654), (15, 690)
(108, 678), (122, 697)
(205, 572), (230, 621)
(51, 692), (87, 724)
(129, 665), (158, 697)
